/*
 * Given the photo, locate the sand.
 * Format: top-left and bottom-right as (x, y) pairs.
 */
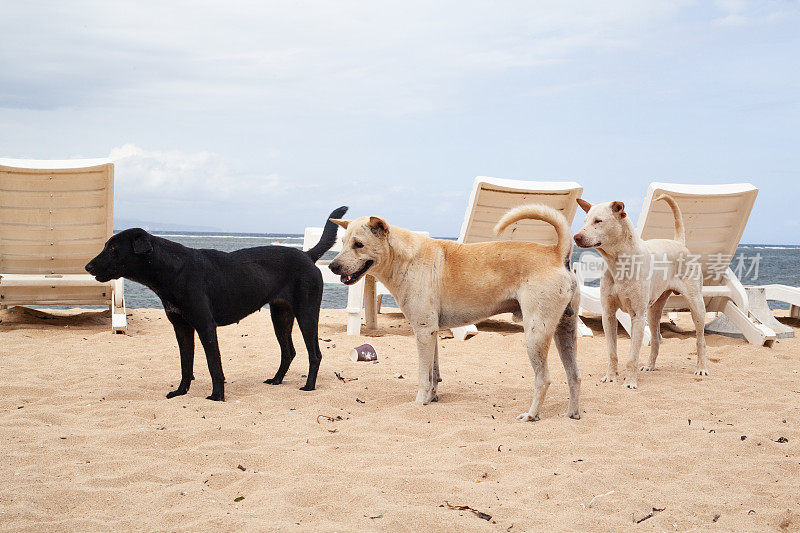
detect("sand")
(1, 306), (798, 531)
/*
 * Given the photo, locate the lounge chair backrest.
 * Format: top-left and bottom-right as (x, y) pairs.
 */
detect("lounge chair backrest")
(458, 177), (583, 245)
(303, 226), (346, 254)
(636, 182), (758, 286)
(0, 158), (114, 275)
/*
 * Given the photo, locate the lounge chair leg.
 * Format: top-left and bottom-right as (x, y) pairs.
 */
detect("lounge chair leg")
(718, 299), (776, 346)
(452, 324), (478, 341)
(792, 305), (800, 319)
(364, 275), (377, 330)
(345, 277), (365, 336)
(111, 279), (127, 334)
(577, 317), (593, 337)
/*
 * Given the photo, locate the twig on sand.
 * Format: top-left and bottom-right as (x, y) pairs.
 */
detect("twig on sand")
(334, 371), (357, 382)
(634, 507), (666, 524)
(581, 490), (614, 509)
(316, 414), (343, 424)
(440, 501), (492, 521)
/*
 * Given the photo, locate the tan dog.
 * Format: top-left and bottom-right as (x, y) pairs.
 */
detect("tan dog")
(573, 195), (707, 389)
(328, 205), (581, 421)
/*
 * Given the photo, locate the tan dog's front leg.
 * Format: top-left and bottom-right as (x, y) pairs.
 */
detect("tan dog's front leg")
(414, 329), (439, 404)
(624, 312), (646, 389)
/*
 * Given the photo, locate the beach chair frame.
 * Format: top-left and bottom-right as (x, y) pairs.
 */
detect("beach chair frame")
(0, 158), (126, 332)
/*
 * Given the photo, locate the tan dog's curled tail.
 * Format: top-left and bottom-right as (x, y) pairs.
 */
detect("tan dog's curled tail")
(494, 204), (572, 261)
(654, 194), (686, 245)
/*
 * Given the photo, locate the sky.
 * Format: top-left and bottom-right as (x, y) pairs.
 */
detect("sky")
(1, 0), (798, 242)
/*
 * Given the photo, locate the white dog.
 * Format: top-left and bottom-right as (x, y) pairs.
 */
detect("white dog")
(328, 205), (581, 421)
(573, 195), (707, 389)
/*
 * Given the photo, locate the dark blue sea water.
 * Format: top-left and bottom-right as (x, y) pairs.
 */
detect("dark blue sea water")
(119, 232), (800, 310)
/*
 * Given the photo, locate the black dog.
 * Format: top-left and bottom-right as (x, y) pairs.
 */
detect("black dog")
(85, 206), (347, 401)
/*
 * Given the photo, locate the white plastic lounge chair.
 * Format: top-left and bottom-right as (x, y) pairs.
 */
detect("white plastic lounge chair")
(761, 285), (800, 319)
(303, 226), (428, 336)
(576, 182), (775, 346)
(451, 177), (585, 340)
(0, 158), (126, 332)
(637, 183), (775, 345)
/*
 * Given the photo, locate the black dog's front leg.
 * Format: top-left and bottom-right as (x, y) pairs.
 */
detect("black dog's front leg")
(166, 316), (195, 399)
(197, 325), (225, 401)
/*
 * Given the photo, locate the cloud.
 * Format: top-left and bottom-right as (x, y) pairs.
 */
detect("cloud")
(712, 0), (792, 27)
(110, 143), (286, 203)
(0, 1), (687, 115)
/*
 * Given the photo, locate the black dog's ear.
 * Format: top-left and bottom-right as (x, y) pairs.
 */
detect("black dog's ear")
(132, 234), (153, 254)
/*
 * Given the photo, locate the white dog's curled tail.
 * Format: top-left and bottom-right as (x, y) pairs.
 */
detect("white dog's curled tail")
(494, 204), (572, 261)
(654, 194), (686, 245)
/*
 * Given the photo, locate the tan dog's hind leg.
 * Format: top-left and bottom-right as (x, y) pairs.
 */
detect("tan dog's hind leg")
(600, 298), (620, 383)
(642, 292), (670, 371)
(414, 328), (439, 404)
(623, 311), (646, 389)
(433, 342), (442, 384)
(681, 281), (709, 376)
(554, 308), (581, 419)
(518, 314), (553, 422)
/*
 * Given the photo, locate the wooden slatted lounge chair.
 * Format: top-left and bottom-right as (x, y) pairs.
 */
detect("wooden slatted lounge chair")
(0, 158), (126, 333)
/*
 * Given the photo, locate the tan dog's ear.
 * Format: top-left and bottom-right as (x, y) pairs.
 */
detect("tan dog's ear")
(330, 219), (349, 229)
(368, 216), (389, 238)
(610, 201), (627, 219)
(576, 198), (592, 213)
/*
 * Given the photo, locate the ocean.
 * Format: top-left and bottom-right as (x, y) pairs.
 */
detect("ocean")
(119, 232), (800, 311)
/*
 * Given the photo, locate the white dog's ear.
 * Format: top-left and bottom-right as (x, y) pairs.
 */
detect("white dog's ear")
(330, 218), (350, 229)
(368, 216), (389, 238)
(611, 201), (627, 219)
(576, 198), (592, 213)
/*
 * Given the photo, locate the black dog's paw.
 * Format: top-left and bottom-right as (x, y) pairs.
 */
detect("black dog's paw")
(166, 388), (188, 399)
(206, 392), (225, 401)
(299, 385), (315, 391)
(264, 377), (282, 385)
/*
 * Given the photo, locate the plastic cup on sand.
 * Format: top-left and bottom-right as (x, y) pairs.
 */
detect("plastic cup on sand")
(350, 343), (377, 362)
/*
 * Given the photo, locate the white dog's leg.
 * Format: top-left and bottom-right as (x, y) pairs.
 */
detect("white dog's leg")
(600, 299), (620, 383)
(414, 328), (439, 404)
(518, 315), (552, 422)
(623, 312), (646, 389)
(642, 292), (669, 371)
(682, 283), (709, 376)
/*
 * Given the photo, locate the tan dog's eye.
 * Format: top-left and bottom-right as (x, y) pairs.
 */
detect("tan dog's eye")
(353, 241), (364, 249)
(593, 219), (602, 224)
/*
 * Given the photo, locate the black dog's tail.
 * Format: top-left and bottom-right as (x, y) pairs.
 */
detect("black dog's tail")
(306, 206), (348, 262)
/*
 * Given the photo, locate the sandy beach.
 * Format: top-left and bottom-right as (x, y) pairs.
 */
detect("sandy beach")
(1, 306), (798, 531)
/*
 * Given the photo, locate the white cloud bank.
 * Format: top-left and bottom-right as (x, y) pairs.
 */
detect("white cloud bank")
(110, 144), (285, 203)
